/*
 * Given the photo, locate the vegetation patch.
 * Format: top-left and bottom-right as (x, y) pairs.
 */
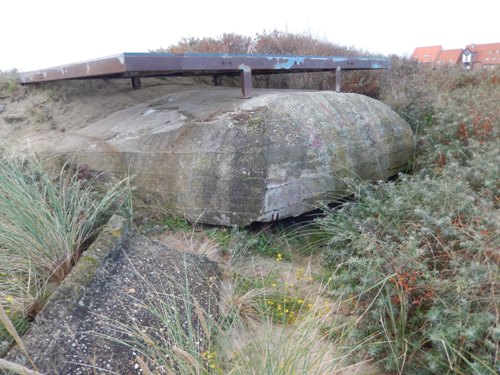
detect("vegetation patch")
(0, 156), (128, 332)
(208, 228), (293, 261)
(316, 66), (499, 374)
(0, 71), (19, 96)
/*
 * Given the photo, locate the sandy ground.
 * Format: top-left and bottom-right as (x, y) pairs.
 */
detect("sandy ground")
(0, 77), (212, 153)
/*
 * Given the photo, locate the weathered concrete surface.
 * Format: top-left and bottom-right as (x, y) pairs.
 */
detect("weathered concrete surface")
(37, 88), (414, 226)
(6, 229), (220, 374)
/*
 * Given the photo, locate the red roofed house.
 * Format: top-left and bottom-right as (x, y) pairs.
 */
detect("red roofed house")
(411, 46), (462, 66)
(411, 46), (444, 63)
(463, 43), (500, 70)
(412, 43), (500, 70)
(435, 49), (463, 66)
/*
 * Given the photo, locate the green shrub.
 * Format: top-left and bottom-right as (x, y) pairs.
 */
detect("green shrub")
(317, 139), (498, 373)
(208, 228), (292, 261)
(160, 214), (192, 232)
(318, 65), (499, 371)
(309, 63), (500, 373)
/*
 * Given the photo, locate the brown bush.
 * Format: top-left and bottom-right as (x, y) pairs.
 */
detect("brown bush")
(160, 30), (380, 96)
(378, 57), (499, 136)
(253, 30), (359, 56)
(159, 33), (252, 54)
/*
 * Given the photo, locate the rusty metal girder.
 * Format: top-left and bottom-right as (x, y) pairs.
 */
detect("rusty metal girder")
(19, 53), (389, 98)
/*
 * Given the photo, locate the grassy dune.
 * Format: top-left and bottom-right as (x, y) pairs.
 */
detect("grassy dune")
(0, 32), (498, 374)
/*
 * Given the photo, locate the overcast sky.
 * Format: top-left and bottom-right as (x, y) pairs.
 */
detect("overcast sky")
(1, 0), (498, 71)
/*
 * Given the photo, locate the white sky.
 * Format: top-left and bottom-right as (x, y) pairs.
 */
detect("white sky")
(1, 0), (498, 71)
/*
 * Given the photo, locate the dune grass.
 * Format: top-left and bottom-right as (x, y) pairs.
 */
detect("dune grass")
(0, 156), (128, 321)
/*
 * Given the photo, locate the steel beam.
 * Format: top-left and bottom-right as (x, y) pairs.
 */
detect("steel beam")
(19, 53), (390, 97)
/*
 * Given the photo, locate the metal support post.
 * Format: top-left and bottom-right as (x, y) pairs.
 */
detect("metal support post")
(131, 77), (141, 89)
(240, 68), (253, 99)
(335, 66), (341, 93)
(213, 76), (222, 86)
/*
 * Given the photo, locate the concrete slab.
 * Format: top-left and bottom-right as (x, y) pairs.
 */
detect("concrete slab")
(6, 229), (219, 374)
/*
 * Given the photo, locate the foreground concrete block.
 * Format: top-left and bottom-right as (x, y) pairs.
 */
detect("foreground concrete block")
(50, 88), (414, 226)
(6, 232), (219, 374)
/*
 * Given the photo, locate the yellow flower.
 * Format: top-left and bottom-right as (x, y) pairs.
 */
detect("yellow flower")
(202, 351), (216, 360)
(296, 268), (304, 279)
(5, 295), (14, 303)
(307, 303), (313, 309)
(297, 299), (304, 304)
(275, 253), (283, 262)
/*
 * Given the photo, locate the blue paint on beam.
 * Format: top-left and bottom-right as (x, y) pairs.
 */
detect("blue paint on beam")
(270, 57), (305, 69)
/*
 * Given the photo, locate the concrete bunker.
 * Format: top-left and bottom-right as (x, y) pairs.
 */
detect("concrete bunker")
(50, 88), (414, 226)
